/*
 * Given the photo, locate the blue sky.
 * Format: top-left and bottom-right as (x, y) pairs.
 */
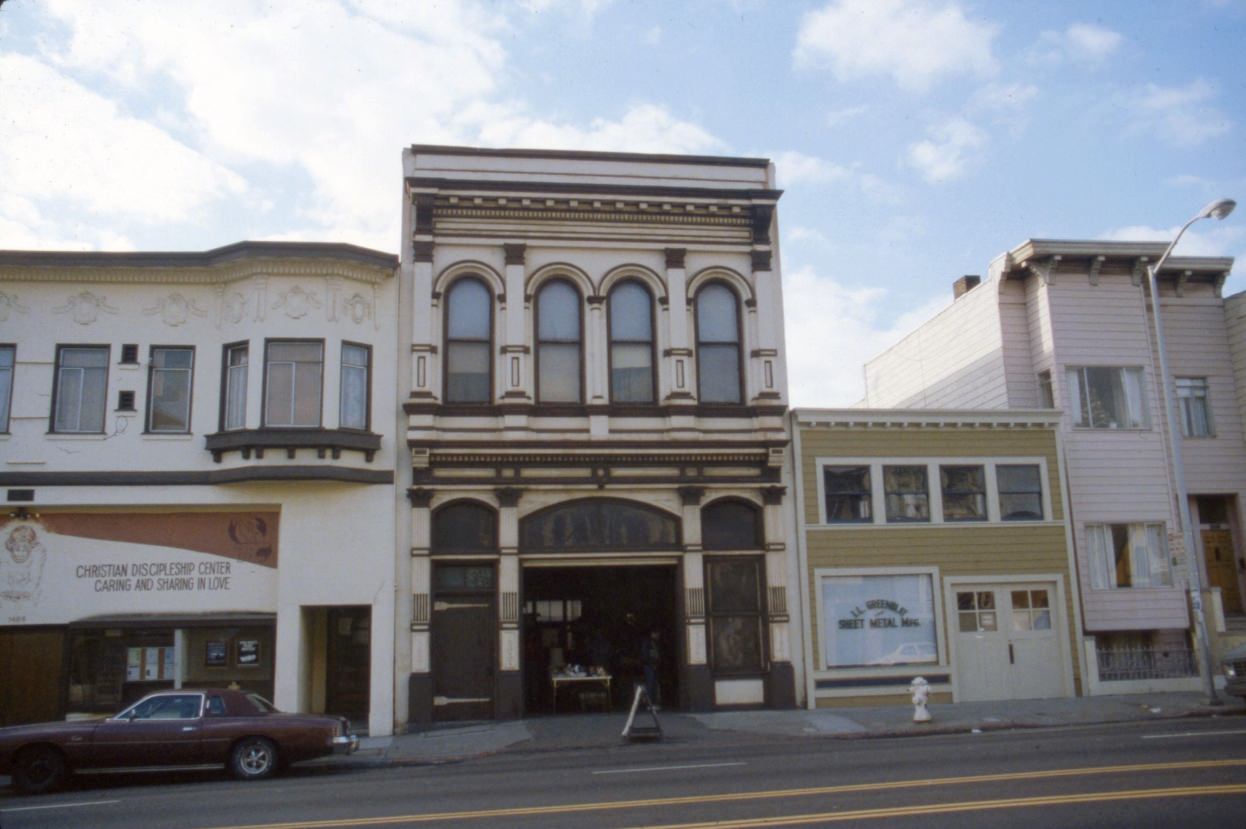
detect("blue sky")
(2, 0), (1243, 405)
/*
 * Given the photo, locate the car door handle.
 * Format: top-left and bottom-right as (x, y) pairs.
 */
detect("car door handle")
(182, 726), (197, 732)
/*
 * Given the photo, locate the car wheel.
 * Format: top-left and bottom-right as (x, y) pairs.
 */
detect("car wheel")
(13, 746), (68, 794)
(229, 737), (278, 781)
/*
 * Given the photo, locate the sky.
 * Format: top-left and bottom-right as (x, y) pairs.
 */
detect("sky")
(2, 0), (1244, 406)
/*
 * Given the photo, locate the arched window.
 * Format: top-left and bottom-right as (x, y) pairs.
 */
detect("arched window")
(536, 279), (582, 403)
(695, 283), (742, 404)
(432, 501), (497, 554)
(701, 499), (762, 550)
(608, 281), (655, 403)
(520, 499), (680, 551)
(444, 278), (492, 403)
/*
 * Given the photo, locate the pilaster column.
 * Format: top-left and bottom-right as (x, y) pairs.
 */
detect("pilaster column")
(586, 294), (607, 403)
(495, 487), (523, 717)
(501, 244), (530, 401)
(406, 487), (433, 725)
(762, 485), (795, 706)
(663, 248), (694, 401)
(411, 239), (436, 399)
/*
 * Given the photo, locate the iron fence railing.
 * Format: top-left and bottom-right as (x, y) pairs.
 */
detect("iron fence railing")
(1096, 645), (1197, 681)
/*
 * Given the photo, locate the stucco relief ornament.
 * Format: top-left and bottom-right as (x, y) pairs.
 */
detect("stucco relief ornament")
(53, 291), (118, 325)
(221, 291), (249, 324)
(341, 293), (372, 325)
(0, 290), (31, 322)
(144, 293), (207, 327)
(271, 285), (321, 319)
(1, 524), (47, 605)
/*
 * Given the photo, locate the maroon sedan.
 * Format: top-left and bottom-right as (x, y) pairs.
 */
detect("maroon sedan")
(0, 689), (357, 793)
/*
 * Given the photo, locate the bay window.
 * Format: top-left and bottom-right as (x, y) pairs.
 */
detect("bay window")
(0, 345), (13, 432)
(52, 345), (109, 433)
(340, 343), (370, 430)
(264, 340), (323, 427)
(222, 343), (248, 431)
(146, 346), (194, 433)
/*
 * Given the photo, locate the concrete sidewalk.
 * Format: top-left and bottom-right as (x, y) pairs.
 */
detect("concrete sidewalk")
(334, 691), (1246, 769)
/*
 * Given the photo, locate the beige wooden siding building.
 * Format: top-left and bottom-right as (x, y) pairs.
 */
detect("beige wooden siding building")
(793, 410), (1083, 707)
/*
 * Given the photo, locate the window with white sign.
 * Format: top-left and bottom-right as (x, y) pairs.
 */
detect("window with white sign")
(820, 573), (938, 669)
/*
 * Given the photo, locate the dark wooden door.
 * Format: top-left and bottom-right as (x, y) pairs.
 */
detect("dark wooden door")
(432, 596), (495, 721)
(1204, 529), (1242, 613)
(0, 629), (64, 726)
(325, 607), (371, 720)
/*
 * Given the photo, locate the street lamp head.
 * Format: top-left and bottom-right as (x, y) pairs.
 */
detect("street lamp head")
(1198, 198), (1235, 221)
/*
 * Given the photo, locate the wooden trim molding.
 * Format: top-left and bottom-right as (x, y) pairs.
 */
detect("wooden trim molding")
(0, 468), (393, 486)
(205, 428), (382, 462)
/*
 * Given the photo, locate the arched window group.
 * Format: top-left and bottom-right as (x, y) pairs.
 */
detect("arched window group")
(442, 273), (745, 406)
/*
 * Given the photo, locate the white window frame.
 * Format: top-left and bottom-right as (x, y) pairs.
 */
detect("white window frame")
(1066, 365), (1149, 430)
(1175, 376), (1213, 438)
(812, 457), (1053, 527)
(813, 565), (946, 679)
(52, 345), (110, 434)
(146, 346), (194, 434)
(339, 342), (371, 430)
(222, 342), (249, 431)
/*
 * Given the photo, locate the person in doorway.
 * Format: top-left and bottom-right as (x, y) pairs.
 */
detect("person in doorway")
(641, 628), (661, 709)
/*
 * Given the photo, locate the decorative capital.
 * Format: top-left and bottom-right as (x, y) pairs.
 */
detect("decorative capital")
(678, 485), (706, 506)
(761, 485), (787, 505)
(407, 487), (434, 508)
(494, 486), (523, 507)
(664, 247), (687, 270)
(412, 240), (435, 263)
(750, 249), (772, 272)
(751, 204), (774, 245)
(503, 243), (527, 267)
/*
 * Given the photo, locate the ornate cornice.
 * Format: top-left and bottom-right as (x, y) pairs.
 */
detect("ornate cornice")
(0, 259), (395, 286)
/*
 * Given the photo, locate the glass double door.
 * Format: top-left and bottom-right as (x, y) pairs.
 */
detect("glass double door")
(953, 582), (1064, 701)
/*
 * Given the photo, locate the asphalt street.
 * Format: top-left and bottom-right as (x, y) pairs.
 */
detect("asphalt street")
(2, 717), (1244, 828)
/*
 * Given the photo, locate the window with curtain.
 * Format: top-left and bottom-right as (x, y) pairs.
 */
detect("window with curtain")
(1176, 377), (1212, 437)
(53, 345), (109, 433)
(222, 343), (248, 431)
(608, 281), (655, 403)
(147, 346), (194, 433)
(536, 280), (582, 403)
(444, 278), (492, 403)
(340, 343), (370, 429)
(1086, 523), (1171, 589)
(1067, 366), (1148, 429)
(695, 283), (742, 404)
(264, 340), (323, 427)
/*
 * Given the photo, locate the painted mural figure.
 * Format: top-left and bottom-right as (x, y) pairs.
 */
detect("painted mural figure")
(1, 524), (47, 605)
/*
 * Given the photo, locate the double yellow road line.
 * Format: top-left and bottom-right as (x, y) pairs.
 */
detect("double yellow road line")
(208, 759), (1246, 829)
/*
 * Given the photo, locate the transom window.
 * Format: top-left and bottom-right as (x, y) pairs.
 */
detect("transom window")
(536, 280), (582, 403)
(1176, 377), (1212, 437)
(701, 499), (762, 550)
(432, 501), (497, 554)
(264, 341), (323, 427)
(444, 277), (492, 403)
(147, 347), (194, 433)
(53, 345), (109, 433)
(1067, 366), (1148, 429)
(695, 283), (742, 404)
(608, 281), (656, 403)
(520, 499), (679, 551)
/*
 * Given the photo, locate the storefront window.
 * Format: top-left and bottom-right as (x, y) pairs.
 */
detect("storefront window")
(820, 573), (938, 668)
(520, 499), (680, 551)
(706, 557), (765, 674)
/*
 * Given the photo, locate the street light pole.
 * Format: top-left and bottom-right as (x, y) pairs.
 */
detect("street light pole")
(1145, 197), (1235, 706)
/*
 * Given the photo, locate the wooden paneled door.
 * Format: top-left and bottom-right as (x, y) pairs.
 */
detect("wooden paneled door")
(1203, 529), (1242, 614)
(0, 629), (65, 726)
(325, 607), (371, 720)
(431, 563), (496, 722)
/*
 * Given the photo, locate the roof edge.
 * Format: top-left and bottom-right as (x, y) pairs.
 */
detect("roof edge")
(0, 241), (398, 270)
(407, 143), (771, 168)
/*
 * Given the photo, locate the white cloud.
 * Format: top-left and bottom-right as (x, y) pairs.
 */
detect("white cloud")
(1131, 79), (1232, 148)
(769, 151), (903, 204)
(468, 102), (725, 155)
(1029, 23), (1123, 66)
(1099, 221), (1243, 258)
(826, 105), (869, 127)
(783, 264), (947, 406)
(794, 0), (999, 92)
(0, 54), (245, 235)
(906, 118), (986, 183)
(786, 226), (831, 247)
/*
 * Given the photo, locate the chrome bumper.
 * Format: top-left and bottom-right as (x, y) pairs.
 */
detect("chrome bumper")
(331, 734), (359, 755)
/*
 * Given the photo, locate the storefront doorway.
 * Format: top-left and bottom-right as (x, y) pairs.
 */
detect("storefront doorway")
(431, 563), (496, 722)
(522, 564), (678, 714)
(1197, 497), (1242, 615)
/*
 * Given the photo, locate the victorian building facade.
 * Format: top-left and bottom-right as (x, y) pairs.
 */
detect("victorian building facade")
(0, 243), (401, 735)
(396, 146), (801, 725)
(862, 242), (1245, 692)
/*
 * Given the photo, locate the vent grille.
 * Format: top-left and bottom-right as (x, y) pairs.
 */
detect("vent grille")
(117, 390), (136, 411)
(120, 344), (139, 364)
(686, 587), (705, 617)
(412, 593), (430, 624)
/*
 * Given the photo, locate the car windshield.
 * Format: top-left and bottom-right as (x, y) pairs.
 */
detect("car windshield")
(245, 693), (279, 713)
